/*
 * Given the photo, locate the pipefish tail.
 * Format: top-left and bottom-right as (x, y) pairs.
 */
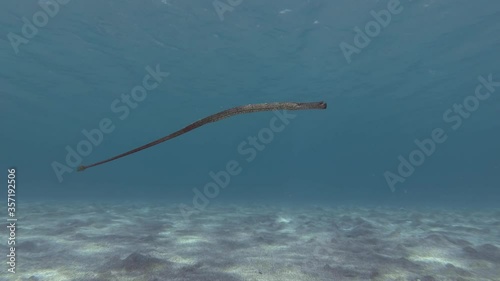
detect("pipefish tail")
(77, 101), (327, 171)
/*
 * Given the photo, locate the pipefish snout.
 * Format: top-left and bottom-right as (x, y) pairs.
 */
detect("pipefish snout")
(78, 101), (327, 171)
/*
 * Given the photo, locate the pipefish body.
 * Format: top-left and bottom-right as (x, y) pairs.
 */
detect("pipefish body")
(77, 101), (327, 171)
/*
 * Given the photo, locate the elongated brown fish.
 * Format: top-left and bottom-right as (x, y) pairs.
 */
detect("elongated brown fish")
(78, 101), (327, 171)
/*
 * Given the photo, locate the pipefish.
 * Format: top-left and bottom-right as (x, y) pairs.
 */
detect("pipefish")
(77, 101), (327, 171)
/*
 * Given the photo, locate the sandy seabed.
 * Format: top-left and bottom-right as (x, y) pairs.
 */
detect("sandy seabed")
(1, 202), (499, 281)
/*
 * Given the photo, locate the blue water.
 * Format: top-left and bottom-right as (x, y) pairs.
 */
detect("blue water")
(1, 0), (499, 207)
